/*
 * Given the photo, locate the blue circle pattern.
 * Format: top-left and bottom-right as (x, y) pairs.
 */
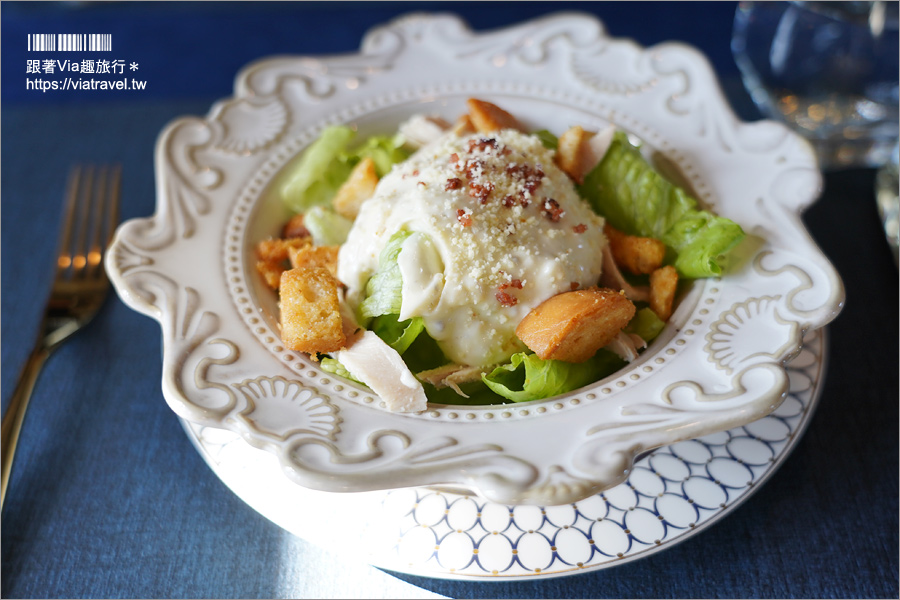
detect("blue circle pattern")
(382, 331), (822, 577)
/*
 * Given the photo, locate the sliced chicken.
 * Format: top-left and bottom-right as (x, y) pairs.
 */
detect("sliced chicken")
(604, 331), (647, 363)
(599, 244), (650, 303)
(334, 330), (427, 412)
(417, 363), (486, 398)
(398, 114), (451, 149)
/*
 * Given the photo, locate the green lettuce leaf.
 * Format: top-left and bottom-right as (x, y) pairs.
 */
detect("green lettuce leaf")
(579, 131), (744, 278)
(625, 307), (666, 343)
(281, 126), (356, 213)
(482, 351), (625, 403)
(532, 129), (559, 150)
(353, 134), (411, 177)
(319, 357), (360, 383)
(370, 313), (425, 355)
(423, 379), (506, 406)
(359, 229), (414, 319)
(303, 205), (354, 246)
(280, 127), (410, 213)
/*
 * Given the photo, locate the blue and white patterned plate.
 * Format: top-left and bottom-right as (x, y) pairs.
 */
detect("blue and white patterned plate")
(183, 327), (825, 580)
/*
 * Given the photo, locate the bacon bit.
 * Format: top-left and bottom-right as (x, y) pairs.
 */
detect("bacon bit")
(464, 158), (484, 180)
(504, 163), (544, 206)
(496, 290), (518, 307)
(417, 181), (427, 188)
(445, 177), (463, 191)
(570, 281), (580, 291)
(467, 137), (498, 153)
(449, 152), (460, 166)
(468, 181), (494, 204)
(506, 164), (545, 192)
(412, 169), (420, 176)
(573, 223), (588, 234)
(457, 209), (472, 227)
(502, 195), (517, 208)
(496, 278), (522, 306)
(542, 198), (565, 222)
(524, 172), (543, 194)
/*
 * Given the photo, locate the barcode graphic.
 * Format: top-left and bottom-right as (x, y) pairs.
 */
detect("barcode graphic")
(27, 34), (112, 52)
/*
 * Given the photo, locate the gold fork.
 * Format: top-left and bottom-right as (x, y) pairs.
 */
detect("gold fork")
(1, 165), (121, 508)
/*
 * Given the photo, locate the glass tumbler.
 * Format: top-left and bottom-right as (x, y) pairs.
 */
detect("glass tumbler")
(732, 1), (899, 170)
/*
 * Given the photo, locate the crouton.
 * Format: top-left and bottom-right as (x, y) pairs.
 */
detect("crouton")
(649, 265), (678, 321)
(279, 267), (346, 353)
(333, 156), (379, 219)
(516, 287), (636, 363)
(256, 236), (310, 263)
(256, 260), (284, 290)
(288, 244), (339, 278)
(604, 224), (667, 275)
(555, 126), (593, 184)
(452, 114), (475, 137)
(556, 125), (618, 184)
(466, 98), (523, 133)
(282, 213), (310, 239)
(255, 236), (311, 289)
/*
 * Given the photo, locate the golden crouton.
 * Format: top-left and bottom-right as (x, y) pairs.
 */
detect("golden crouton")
(256, 260), (284, 290)
(288, 244), (339, 278)
(282, 213), (309, 239)
(604, 224), (667, 275)
(649, 265), (678, 322)
(556, 125), (596, 184)
(516, 287), (636, 363)
(333, 156), (379, 219)
(279, 267), (346, 354)
(452, 114), (475, 137)
(256, 236), (311, 289)
(466, 98), (523, 133)
(257, 236), (310, 263)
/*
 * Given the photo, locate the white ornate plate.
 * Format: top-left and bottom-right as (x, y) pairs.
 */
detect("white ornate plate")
(107, 12), (844, 506)
(184, 328), (827, 580)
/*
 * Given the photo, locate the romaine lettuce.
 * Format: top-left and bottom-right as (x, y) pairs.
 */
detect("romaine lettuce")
(482, 350), (625, 403)
(370, 313), (425, 356)
(319, 357), (360, 383)
(280, 126), (410, 213)
(532, 129), (559, 150)
(625, 307), (666, 343)
(281, 126), (356, 213)
(359, 229), (414, 319)
(302, 205), (354, 246)
(353, 133), (411, 177)
(579, 131), (744, 278)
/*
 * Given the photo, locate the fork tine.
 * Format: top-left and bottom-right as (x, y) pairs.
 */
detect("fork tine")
(85, 165), (109, 278)
(89, 164), (121, 280)
(70, 165), (97, 279)
(56, 166), (83, 275)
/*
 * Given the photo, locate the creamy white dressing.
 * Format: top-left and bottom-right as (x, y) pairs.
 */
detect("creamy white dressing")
(337, 128), (606, 367)
(397, 232), (445, 321)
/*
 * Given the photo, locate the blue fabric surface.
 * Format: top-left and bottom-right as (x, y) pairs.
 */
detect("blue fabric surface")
(2, 2), (897, 598)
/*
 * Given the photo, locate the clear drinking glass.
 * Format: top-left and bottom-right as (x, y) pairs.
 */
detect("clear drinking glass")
(732, 1), (899, 170)
(876, 141), (899, 263)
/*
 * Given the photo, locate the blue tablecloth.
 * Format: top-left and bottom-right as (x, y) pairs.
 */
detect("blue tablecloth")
(2, 2), (897, 598)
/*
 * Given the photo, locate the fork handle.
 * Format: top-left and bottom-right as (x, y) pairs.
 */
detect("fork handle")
(1, 346), (50, 509)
